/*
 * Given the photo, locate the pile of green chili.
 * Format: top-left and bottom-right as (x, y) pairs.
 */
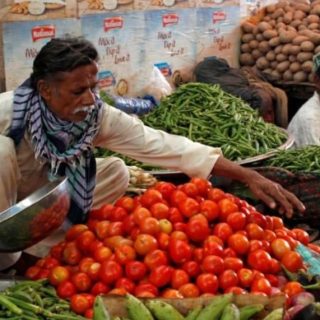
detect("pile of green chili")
(141, 83), (287, 161)
(265, 145), (320, 174)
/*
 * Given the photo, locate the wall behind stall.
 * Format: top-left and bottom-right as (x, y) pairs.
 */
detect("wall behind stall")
(0, 0), (242, 94)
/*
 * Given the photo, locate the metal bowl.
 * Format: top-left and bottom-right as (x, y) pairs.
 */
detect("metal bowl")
(0, 178), (70, 252)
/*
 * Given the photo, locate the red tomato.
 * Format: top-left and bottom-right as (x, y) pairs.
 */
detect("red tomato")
(226, 212), (246, 231)
(25, 266), (41, 280)
(79, 257), (94, 273)
(125, 261), (147, 282)
(161, 289), (183, 299)
(237, 268), (254, 288)
(193, 248), (204, 263)
(94, 221), (110, 240)
(154, 181), (176, 200)
(171, 231), (188, 241)
(219, 270), (239, 291)
(251, 278), (272, 295)
(109, 207), (127, 222)
(225, 286), (247, 294)
(178, 283), (200, 298)
(201, 255), (225, 275)
(308, 243), (320, 254)
(84, 308), (94, 319)
(49, 266), (70, 286)
(246, 223), (264, 240)
(206, 235), (224, 247)
(228, 234), (250, 255)
(173, 222), (186, 232)
(182, 261), (201, 278)
(93, 246), (112, 263)
(150, 202), (170, 220)
(157, 232), (170, 250)
(114, 196), (135, 213)
(170, 190), (188, 208)
(149, 265), (173, 287)
(223, 257), (243, 272)
(179, 182), (199, 198)
(134, 234), (158, 256)
(169, 238), (192, 264)
(271, 216), (284, 230)
(107, 222), (124, 237)
(134, 282), (158, 297)
(178, 197), (200, 218)
(263, 230), (277, 243)
(269, 259), (281, 274)
(70, 294), (90, 315)
(190, 178), (211, 196)
(140, 189), (163, 208)
(270, 238), (291, 260)
(171, 269), (190, 289)
(90, 281), (109, 295)
(122, 215), (136, 235)
(76, 230), (96, 253)
(222, 248), (237, 258)
(87, 262), (101, 281)
(71, 272), (92, 292)
(115, 277), (135, 293)
(93, 204), (114, 220)
(65, 224), (88, 241)
(208, 188), (225, 202)
(212, 223), (233, 244)
(247, 249), (272, 273)
(63, 242), (82, 266)
(247, 212), (267, 229)
(49, 242), (66, 261)
(133, 207), (152, 225)
(282, 281), (304, 297)
(186, 215), (210, 242)
(291, 228), (310, 245)
(218, 198), (239, 221)
(196, 273), (219, 294)
(248, 240), (264, 253)
(115, 245), (136, 265)
(144, 249), (168, 270)
(57, 280), (76, 299)
(200, 200), (220, 221)
(281, 251), (303, 273)
(80, 293), (94, 309)
(139, 217), (160, 236)
(168, 207), (184, 223)
(203, 240), (224, 257)
(265, 274), (279, 287)
(99, 260), (123, 285)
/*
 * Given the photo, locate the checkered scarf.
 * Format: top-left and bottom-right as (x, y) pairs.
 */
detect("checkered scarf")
(8, 79), (103, 223)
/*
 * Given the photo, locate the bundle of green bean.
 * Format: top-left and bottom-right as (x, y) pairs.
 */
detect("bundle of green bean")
(265, 145), (320, 174)
(142, 83), (287, 161)
(0, 279), (85, 320)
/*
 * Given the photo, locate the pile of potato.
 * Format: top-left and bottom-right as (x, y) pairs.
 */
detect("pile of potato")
(240, 0), (320, 82)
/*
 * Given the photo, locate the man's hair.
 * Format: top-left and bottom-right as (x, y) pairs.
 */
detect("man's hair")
(30, 37), (99, 89)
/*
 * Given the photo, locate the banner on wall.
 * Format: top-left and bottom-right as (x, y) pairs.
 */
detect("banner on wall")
(195, 6), (240, 68)
(196, 0), (239, 8)
(2, 19), (81, 90)
(0, 0), (76, 22)
(135, 0), (195, 11)
(78, 0), (133, 16)
(81, 12), (145, 97)
(143, 8), (197, 87)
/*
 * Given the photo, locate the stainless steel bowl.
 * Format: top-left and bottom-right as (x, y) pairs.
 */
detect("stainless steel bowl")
(0, 178), (70, 252)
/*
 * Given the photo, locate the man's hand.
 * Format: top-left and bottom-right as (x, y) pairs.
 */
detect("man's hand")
(246, 173), (305, 218)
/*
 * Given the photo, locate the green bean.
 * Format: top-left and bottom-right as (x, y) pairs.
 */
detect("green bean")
(0, 295), (22, 315)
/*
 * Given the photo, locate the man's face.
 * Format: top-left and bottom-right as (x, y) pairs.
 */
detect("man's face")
(38, 62), (99, 122)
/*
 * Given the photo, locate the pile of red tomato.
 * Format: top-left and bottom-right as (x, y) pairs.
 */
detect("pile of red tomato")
(25, 178), (317, 317)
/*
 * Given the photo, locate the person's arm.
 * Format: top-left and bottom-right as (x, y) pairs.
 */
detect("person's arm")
(212, 156), (305, 218)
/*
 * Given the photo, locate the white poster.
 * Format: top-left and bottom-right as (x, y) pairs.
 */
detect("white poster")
(3, 19), (81, 90)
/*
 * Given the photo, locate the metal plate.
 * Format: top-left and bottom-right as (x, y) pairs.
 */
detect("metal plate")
(146, 129), (294, 176)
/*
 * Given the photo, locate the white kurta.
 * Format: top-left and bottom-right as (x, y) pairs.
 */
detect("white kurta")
(288, 92), (320, 148)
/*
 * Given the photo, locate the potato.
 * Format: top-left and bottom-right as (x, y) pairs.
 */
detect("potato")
(276, 22), (287, 30)
(283, 69), (293, 81)
(275, 45), (284, 54)
(283, 11), (294, 24)
(266, 51), (276, 61)
(299, 29), (320, 44)
(263, 68), (273, 76)
(272, 8), (285, 19)
(266, 4), (277, 13)
(258, 21), (272, 32)
(277, 61), (290, 73)
(252, 49), (263, 59)
(241, 33), (255, 43)
(292, 3), (310, 13)
(290, 62), (302, 73)
(249, 39), (260, 49)
(292, 35), (310, 45)
(293, 10), (307, 20)
(302, 60), (313, 73)
(311, 4), (320, 14)
(315, 44), (320, 54)
(276, 53), (288, 62)
(289, 55), (297, 62)
(289, 45), (301, 55)
(241, 43), (251, 53)
(309, 23), (319, 30)
(297, 52), (314, 62)
(306, 14), (320, 23)
(271, 61), (278, 69)
(270, 70), (282, 80)
(269, 37), (281, 47)
(263, 29), (278, 40)
(293, 70), (308, 82)
(257, 57), (270, 70)
(290, 19), (302, 28)
(258, 40), (271, 53)
(279, 30), (297, 43)
(240, 53), (255, 66)
(256, 33), (265, 42)
(300, 41), (315, 52)
(298, 25), (307, 31)
(282, 44), (292, 55)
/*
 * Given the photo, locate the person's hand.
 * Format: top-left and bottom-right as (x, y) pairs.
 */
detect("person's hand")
(246, 172), (305, 218)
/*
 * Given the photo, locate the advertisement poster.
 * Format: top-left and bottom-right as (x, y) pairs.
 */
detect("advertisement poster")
(78, 0), (133, 16)
(81, 12), (145, 97)
(197, 0), (240, 8)
(144, 9), (197, 87)
(3, 19), (81, 90)
(135, 0), (195, 12)
(0, 0), (76, 22)
(196, 6), (241, 68)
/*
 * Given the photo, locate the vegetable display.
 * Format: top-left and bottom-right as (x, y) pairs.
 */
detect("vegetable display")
(265, 145), (320, 173)
(24, 178), (318, 317)
(0, 279), (86, 319)
(240, 0), (320, 82)
(141, 83), (287, 161)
